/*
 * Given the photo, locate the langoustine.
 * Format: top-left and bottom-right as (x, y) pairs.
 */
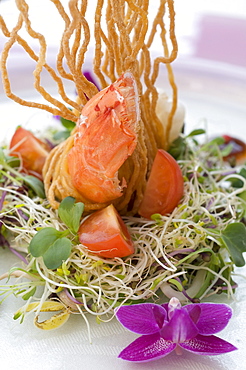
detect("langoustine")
(67, 72), (140, 204)
(43, 72), (148, 215)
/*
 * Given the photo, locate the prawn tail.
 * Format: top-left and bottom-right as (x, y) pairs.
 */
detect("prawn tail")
(67, 72), (140, 204)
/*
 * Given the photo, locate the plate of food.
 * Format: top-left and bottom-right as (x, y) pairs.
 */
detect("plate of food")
(0, 1), (246, 369)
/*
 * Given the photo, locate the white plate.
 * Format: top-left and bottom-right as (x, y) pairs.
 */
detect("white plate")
(1, 58), (246, 370)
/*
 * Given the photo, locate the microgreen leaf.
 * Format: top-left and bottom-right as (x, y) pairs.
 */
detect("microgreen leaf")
(6, 155), (21, 168)
(220, 143), (233, 157)
(230, 167), (246, 188)
(23, 175), (45, 198)
(58, 196), (84, 233)
(168, 136), (186, 159)
(239, 167), (246, 179)
(60, 117), (76, 131)
(0, 147), (6, 166)
(202, 136), (225, 151)
(169, 129), (206, 159)
(239, 190), (246, 218)
(42, 237), (72, 270)
(13, 311), (22, 320)
(29, 227), (64, 257)
(53, 130), (71, 141)
(169, 278), (183, 292)
(186, 129), (206, 137)
(220, 222), (246, 267)
(22, 286), (37, 300)
(29, 227), (72, 269)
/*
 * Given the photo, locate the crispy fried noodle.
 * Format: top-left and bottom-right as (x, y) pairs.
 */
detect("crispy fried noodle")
(0, 0), (178, 215)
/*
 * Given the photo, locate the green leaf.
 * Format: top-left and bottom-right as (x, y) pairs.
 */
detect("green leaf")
(168, 136), (186, 159)
(22, 286), (36, 300)
(60, 117), (76, 131)
(42, 237), (72, 269)
(53, 130), (71, 141)
(0, 147), (6, 166)
(13, 311), (22, 320)
(220, 143), (233, 157)
(186, 128), (206, 137)
(210, 137), (225, 146)
(230, 167), (246, 188)
(194, 268), (215, 298)
(220, 222), (246, 267)
(6, 155), (21, 168)
(58, 196), (84, 233)
(239, 190), (246, 218)
(23, 175), (45, 198)
(168, 278), (183, 292)
(29, 227), (72, 270)
(29, 227), (63, 257)
(202, 136), (225, 151)
(240, 167), (246, 180)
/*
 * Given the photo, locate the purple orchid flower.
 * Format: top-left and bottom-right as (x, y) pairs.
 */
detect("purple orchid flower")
(115, 297), (237, 362)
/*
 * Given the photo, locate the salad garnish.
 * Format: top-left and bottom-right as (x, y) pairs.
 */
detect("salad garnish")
(0, 129), (245, 336)
(115, 297), (237, 362)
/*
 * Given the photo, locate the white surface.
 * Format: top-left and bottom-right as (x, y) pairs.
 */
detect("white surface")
(1, 1), (246, 369)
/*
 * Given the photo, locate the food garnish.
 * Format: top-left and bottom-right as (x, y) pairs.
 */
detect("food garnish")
(138, 149), (184, 219)
(78, 204), (135, 258)
(9, 126), (51, 180)
(221, 134), (246, 165)
(115, 297), (237, 362)
(1, 130), (246, 338)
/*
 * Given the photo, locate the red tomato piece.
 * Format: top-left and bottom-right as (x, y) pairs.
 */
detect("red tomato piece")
(9, 127), (51, 179)
(138, 149), (184, 219)
(222, 135), (246, 164)
(78, 204), (134, 258)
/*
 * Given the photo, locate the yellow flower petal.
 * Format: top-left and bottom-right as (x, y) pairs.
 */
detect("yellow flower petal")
(34, 309), (70, 330)
(25, 301), (65, 312)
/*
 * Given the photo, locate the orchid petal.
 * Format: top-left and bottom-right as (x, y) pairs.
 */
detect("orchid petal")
(161, 303), (169, 311)
(185, 304), (201, 324)
(115, 303), (167, 335)
(161, 307), (198, 343)
(179, 334), (237, 355)
(118, 332), (176, 362)
(185, 303), (232, 335)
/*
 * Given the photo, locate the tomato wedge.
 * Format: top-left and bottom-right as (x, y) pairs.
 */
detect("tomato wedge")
(78, 204), (134, 258)
(138, 149), (184, 219)
(222, 135), (246, 164)
(9, 126), (51, 179)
